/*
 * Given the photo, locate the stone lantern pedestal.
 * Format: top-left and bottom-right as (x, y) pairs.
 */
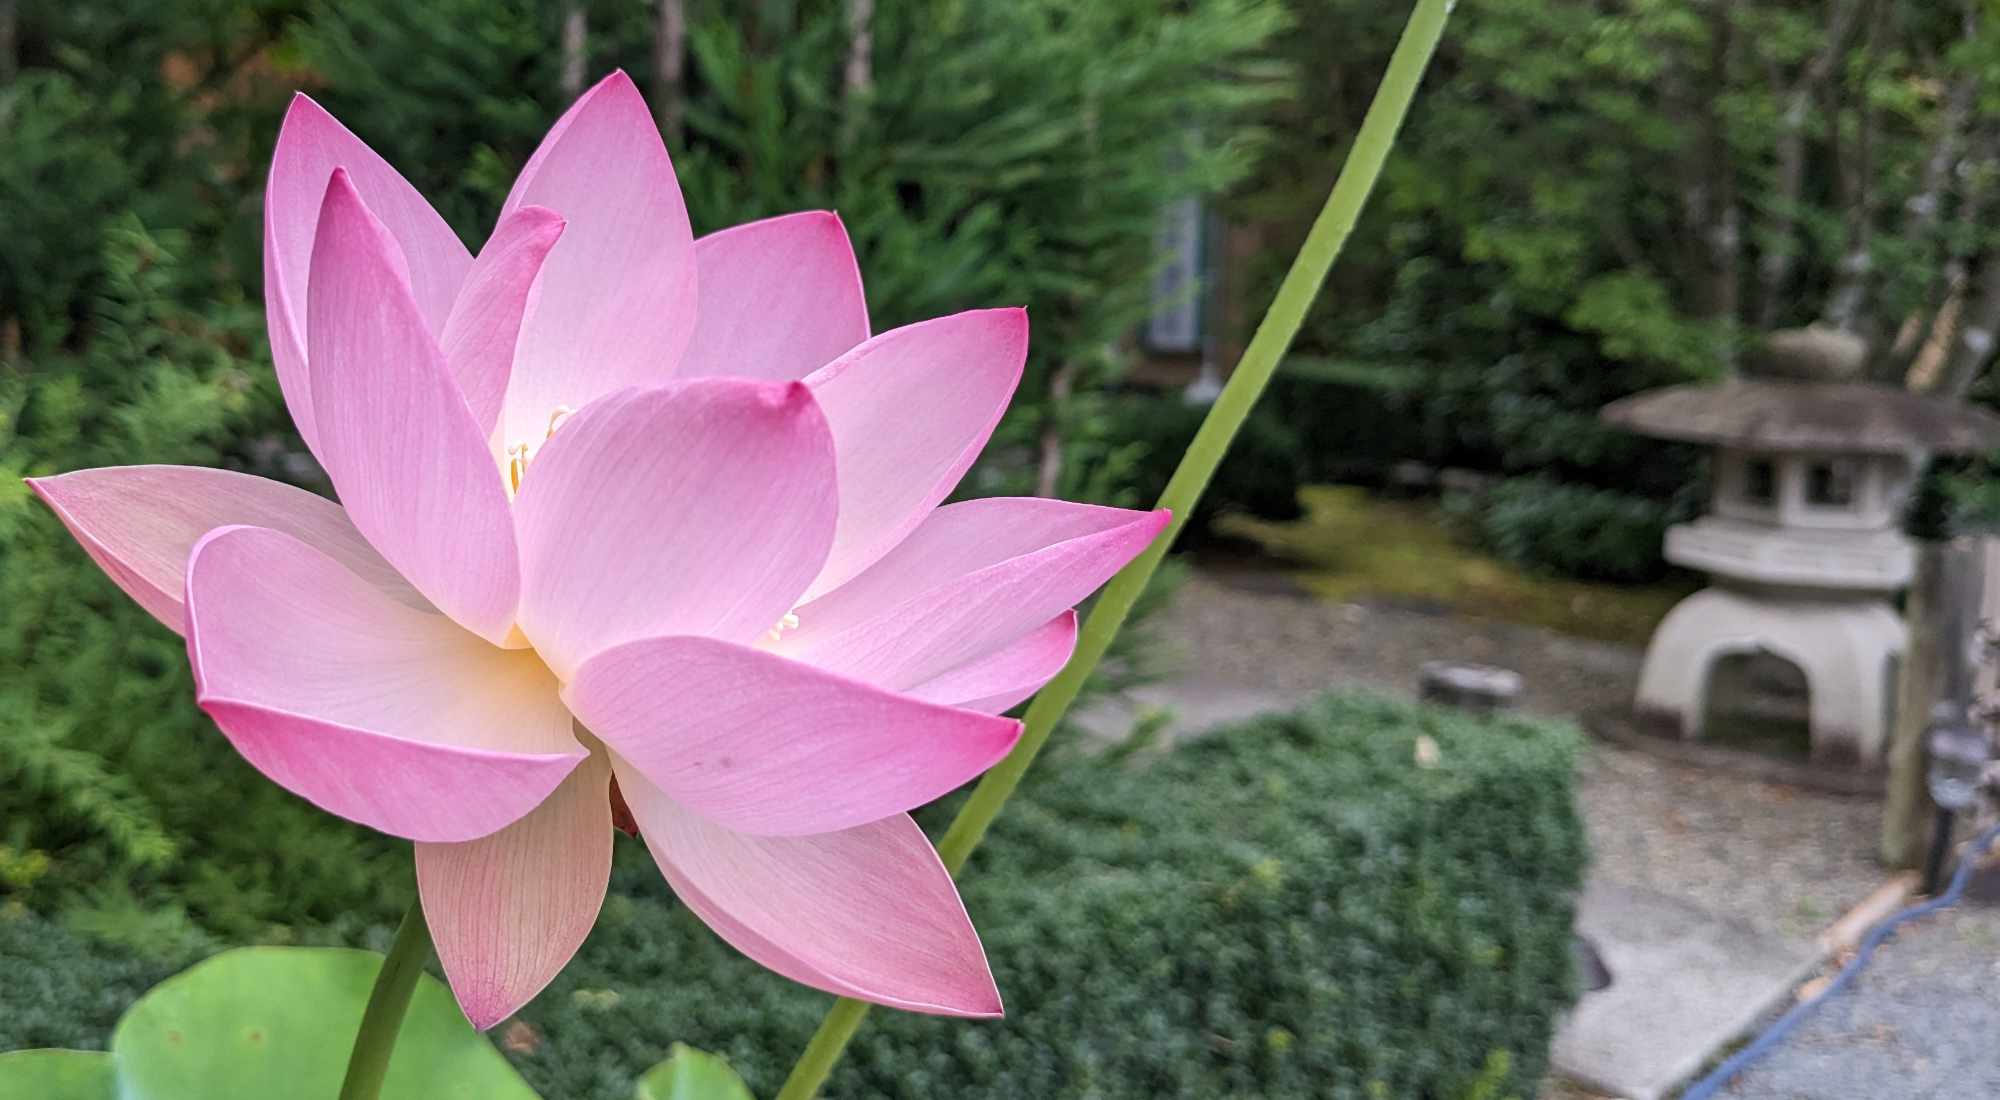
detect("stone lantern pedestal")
(1602, 377), (2000, 769)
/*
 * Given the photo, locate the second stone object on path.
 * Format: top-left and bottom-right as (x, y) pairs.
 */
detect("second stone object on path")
(1419, 661), (1522, 713)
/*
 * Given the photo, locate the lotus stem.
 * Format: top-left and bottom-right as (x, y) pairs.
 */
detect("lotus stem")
(772, 2), (1455, 1097)
(338, 898), (435, 1100)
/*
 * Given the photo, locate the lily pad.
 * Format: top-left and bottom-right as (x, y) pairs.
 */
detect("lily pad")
(0, 1049), (115, 1100)
(1, 947), (537, 1100)
(634, 1043), (756, 1100)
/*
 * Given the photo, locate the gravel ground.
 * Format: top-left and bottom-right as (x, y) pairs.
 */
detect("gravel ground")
(1719, 899), (2000, 1100)
(1147, 564), (1643, 721)
(1151, 568), (1885, 941)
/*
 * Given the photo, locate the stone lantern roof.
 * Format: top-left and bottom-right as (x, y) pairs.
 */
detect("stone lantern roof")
(1600, 380), (2000, 456)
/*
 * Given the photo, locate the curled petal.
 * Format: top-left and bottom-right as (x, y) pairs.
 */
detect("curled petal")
(308, 169), (522, 643)
(186, 525), (583, 842)
(800, 308), (1027, 601)
(418, 751), (613, 1029)
(511, 379), (836, 679)
(616, 765), (1002, 1017)
(264, 94), (470, 457)
(779, 498), (1168, 691)
(679, 211), (870, 382)
(903, 611), (1078, 715)
(497, 70), (696, 450)
(441, 205), (566, 436)
(26, 464), (421, 635)
(566, 636), (1019, 836)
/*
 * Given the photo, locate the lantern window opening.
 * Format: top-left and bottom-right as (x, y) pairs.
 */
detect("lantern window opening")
(1741, 456), (1778, 508)
(1804, 457), (1859, 510)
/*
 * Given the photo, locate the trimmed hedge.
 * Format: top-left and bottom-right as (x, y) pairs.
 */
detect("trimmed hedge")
(524, 692), (1587, 1098)
(4, 693), (1586, 1099)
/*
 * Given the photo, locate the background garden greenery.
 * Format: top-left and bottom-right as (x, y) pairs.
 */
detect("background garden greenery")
(9, 0), (2000, 1094)
(1, 0), (1284, 932)
(4, 695), (1587, 1100)
(1130, 0), (2000, 566)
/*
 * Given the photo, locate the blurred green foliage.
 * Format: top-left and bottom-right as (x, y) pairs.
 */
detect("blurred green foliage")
(291, 0), (1289, 496)
(1452, 476), (1709, 585)
(4, 692), (1587, 1100)
(0, 220), (410, 935)
(1187, 0), (2000, 577)
(0, 0), (1280, 929)
(0, 1), (291, 352)
(1077, 388), (1311, 536)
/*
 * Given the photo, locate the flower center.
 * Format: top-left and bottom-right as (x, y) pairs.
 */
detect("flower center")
(506, 405), (575, 494)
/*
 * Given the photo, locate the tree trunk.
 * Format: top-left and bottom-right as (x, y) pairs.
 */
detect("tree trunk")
(1823, 0), (1888, 346)
(1932, 252), (2000, 399)
(1884, 4), (1981, 383)
(1034, 362), (1076, 498)
(653, 0), (686, 144)
(0, 0), (16, 86)
(1898, 266), (1967, 390)
(560, 5), (589, 102)
(841, 0), (874, 150)
(1901, 43), (1976, 258)
(1754, 0), (1866, 328)
(1882, 540), (1983, 868)
(1700, 4), (1740, 335)
(1668, 5), (1740, 348)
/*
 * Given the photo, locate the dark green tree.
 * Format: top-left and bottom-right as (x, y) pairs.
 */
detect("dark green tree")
(1231, 0), (2000, 573)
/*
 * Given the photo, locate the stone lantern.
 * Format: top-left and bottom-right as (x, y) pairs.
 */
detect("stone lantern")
(1601, 341), (2000, 769)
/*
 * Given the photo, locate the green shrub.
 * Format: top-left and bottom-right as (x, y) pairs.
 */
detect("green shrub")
(1, 3), (284, 354)
(7, 696), (1584, 1096)
(0, 911), (207, 1053)
(522, 691), (1586, 1099)
(1454, 475), (1702, 584)
(1085, 390), (1309, 535)
(0, 219), (408, 938)
(5, 692), (1585, 1099)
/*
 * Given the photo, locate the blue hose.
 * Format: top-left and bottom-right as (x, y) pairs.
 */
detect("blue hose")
(1676, 820), (2000, 1100)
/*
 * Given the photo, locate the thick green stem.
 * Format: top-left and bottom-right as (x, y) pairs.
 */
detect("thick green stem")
(338, 899), (435, 1100)
(773, 3), (1454, 1097)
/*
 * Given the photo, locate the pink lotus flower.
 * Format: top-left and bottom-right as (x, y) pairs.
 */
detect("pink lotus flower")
(27, 72), (1166, 1027)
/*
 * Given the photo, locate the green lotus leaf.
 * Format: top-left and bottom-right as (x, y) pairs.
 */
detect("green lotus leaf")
(634, 1043), (756, 1100)
(0, 1049), (115, 1099)
(2, 947), (537, 1100)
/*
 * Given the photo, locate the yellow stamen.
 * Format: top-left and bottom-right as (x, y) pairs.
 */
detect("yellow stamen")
(504, 406), (579, 495)
(765, 611), (801, 643)
(506, 443), (530, 495)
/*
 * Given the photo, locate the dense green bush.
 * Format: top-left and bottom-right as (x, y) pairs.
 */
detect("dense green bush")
(0, 913), (205, 1054)
(1, 1), (289, 353)
(518, 692), (1586, 1099)
(5, 692), (1586, 1099)
(1083, 390), (1307, 533)
(1453, 476), (1705, 584)
(0, 220), (408, 936)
